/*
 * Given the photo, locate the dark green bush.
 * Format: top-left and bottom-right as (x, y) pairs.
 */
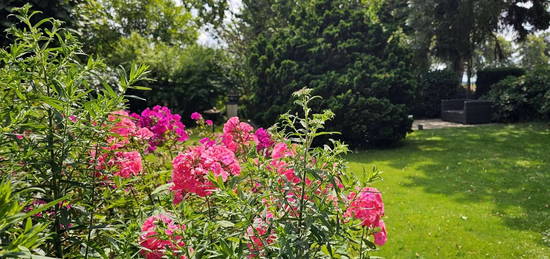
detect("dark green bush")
(413, 70), (461, 118)
(247, 0), (416, 148)
(475, 67), (525, 98)
(323, 94), (412, 147)
(486, 66), (550, 122)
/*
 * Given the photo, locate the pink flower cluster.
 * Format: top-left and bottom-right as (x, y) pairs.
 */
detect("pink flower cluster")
(171, 143), (241, 203)
(222, 117), (254, 154)
(140, 214), (187, 259)
(191, 112), (213, 126)
(132, 106), (189, 152)
(94, 106), (190, 179)
(270, 143), (301, 184)
(110, 151), (143, 178)
(246, 211), (276, 258)
(253, 128), (274, 152)
(345, 187), (387, 245)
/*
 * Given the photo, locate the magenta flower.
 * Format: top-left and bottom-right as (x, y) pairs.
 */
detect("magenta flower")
(113, 151), (143, 178)
(344, 187), (387, 246)
(205, 120), (213, 126)
(190, 112), (202, 120)
(374, 220), (387, 245)
(222, 117), (254, 154)
(246, 211), (276, 257)
(140, 214), (187, 259)
(132, 106), (189, 151)
(171, 143), (240, 203)
(254, 128), (274, 151)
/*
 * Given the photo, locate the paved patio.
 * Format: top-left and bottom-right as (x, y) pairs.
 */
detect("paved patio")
(412, 119), (496, 130)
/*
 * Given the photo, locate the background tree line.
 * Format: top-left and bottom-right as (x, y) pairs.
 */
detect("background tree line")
(1, 0), (549, 147)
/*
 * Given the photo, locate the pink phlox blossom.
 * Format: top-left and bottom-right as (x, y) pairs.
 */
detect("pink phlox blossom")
(344, 187), (387, 246)
(199, 137), (216, 147)
(112, 151), (143, 178)
(140, 214), (187, 259)
(253, 128), (274, 152)
(205, 120), (213, 126)
(108, 110), (138, 137)
(246, 211), (276, 258)
(136, 127), (154, 140)
(269, 143), (301, 183)
(171, 143), (240, 203)
(190, 112), (202, 120)
(222, 117), (254, 153)
(133, 106), (189, 151)
(271, 143), (294, 160)
(374, 220), (387, 246)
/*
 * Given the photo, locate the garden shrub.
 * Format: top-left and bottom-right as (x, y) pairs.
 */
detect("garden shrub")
(0, 180), (56, 257)
(247, 0), (416, 148)
(475, 67), (525, 98)
(413, 70), (461, 118)
(0, 6), (148, 256)
(1, 8), (391, 258)
(486, 66), (550, 122)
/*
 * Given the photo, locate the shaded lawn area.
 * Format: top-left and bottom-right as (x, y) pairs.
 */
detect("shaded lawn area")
(347, 123), (550, 258)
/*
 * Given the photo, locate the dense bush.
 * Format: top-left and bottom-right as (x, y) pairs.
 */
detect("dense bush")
(486, 66), (550, 122)
(475, 67), (525, 98)
(1, 11), (390, 257)
(108, 33), (229, 124)
(0, 6), (148, 256)
(413, 70), (462, 118)
(248, 0), (415, 148)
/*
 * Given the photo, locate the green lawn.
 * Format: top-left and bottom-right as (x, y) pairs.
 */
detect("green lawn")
(347, 123), (550, 258)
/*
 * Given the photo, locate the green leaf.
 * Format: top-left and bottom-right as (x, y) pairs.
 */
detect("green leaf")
(216, 220), (235, 228)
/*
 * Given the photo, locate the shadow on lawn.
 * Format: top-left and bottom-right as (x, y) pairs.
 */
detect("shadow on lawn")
(348, 123), (550, 240)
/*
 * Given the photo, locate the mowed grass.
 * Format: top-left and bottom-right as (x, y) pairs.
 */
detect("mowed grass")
(347, 123), (550, 258)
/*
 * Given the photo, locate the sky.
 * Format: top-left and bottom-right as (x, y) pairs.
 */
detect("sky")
(197, 0), (242, 46)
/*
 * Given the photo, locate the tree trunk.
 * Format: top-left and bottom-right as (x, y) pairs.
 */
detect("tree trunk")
(452, 56), (465, 87)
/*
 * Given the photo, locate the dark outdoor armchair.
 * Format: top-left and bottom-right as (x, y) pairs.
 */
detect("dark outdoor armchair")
(441, 99), (492, 124)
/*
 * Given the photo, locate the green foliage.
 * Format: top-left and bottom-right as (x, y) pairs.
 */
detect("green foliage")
(409, 0), (508, 76)
(0, 180), (55, 258)
(0, 6), (147, 256)
(110, 33), (228, 122)
(75, 0), (198, 56)
(248, 0), (415, 148)
(413, 70), (462, 118)
(475, 67), (525, 98)
(503, 1), (550, 40)
(519, 33), (550, 70)
(409, 0), (549, 77)
(0, 0), (80, 48)
(473, 35), (514, 70)
(486, 66), (550, 122)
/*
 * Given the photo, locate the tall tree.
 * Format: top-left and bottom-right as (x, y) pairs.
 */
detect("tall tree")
(519, 33), (550, 69)
(504, 0), (550, 40)
(75, 0), (199, 56)
(247, 0), (416, 147)
(474, 35), (515, 70)
(409, 0), (550, 80)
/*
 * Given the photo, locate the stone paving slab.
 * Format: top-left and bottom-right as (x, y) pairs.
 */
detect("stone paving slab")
(412, 119), (496, 130)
